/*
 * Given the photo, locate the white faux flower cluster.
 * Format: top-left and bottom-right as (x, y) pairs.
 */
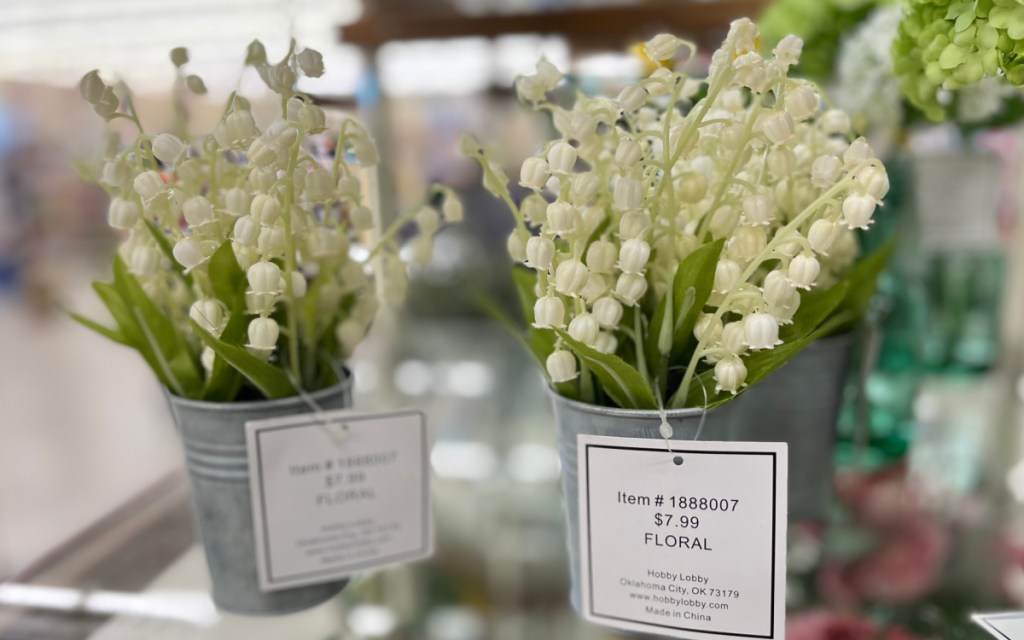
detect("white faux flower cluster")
(466, 19), (886, 400)
(85, 42), (460, 384)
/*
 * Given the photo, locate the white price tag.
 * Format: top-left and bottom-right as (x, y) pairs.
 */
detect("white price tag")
(245, 409), (431, 592)
(974, 612), (1024, 639)
(578, 435), (787, 639)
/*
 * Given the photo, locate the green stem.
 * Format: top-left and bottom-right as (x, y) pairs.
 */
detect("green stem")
(281, 137), (303, 386)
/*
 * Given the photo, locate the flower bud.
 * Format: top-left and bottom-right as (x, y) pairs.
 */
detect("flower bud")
(808, 219), (838, 254)
(516, 75), (545, 103)
(190, 300), (225, 335)
(594, 332), (618, 354)
(533, 295), (566, 328)
(644, 33), (680, 61)
(679, 173), (708, 203)
(102, 160), (133, 191)
(784, 85), (819, 121)
(176, 159), (203, 184)
(298, 103), (326, 133)
(79, 70), (106, 104)
(714, 259), (742, 293)
(547, 141), (577, 175)
(224, 110), (257, 146)
(580, 273), (611, 301)
(613, 177), (643, 211)
(615, 272), (648, 306)
(442, 196), (463, 222)
(262, 119), (297, 150)
(694, 313), (723, 343)
(232, 216), (260, 246)
(714, 356), (747, 393)
(201, 346), (216, 371)
(297, 48), (324, 77)
(568, 313), (600, 346)
(247, 138), (277, 167)
(303, 227), (336, 259)
(618, 238), (651, 274)
(107, 198), (139, 229)
(350, 205), (374, 231)
(289, 271), (308, 298)
(133, 170), (165, 201)
(788, 254), (820, 289)
(856, 165), (889, 200)
(525, 235), (554, 269)
(186, 75), (207, 94)
(762, 111), (795, 145)
(247, 317), (279, 355)
(722, 321), (746, 355)
(614, 138), (642, 168)
(586, 240), (617, 273)
(411, 235), (434, 265)
(767, 147), (795, 177)
(709, 205), (739, 239)
(546, 349), (578, 383)
(555, 259), (589, 296)
(571, 172), (601, 202)
(675, 232), (699, 260)
(182, 196), (214, 227)
(546, 201), (576, 235)
(507, 229), (528, 262)
(257, 225), (285, 255)
(415, 206), (440, 236)
(521, 195), (547, 224)
(591, 296), (623, 328)
(742, 193), (773, 225)
(820, 109), (850, 135)
(842, 194), (876, 229)
(172, 237), (205, 270)
(300, 169), (331, 202)
(248, 261), (282, 294)
(152, 133), (187, 166)
(520, 157), (549, 190)
(351, 136), (379, 167)
(727, 226), (767, 260)
(336, 319), (367, 356)
(843, 137), (874, 168)
(745, 312), (781, 350)
(762, 270), (795, 307)
(617, 212), (648, 240)
(811, 155), (843, 189)
(222, 188), (251, 218)
(337, 175), (362, 200)
(265, 63), (296, 93)
(250, 194), (281, 225)
(130, 245), (161, 276)
(617, 84), (647, 112)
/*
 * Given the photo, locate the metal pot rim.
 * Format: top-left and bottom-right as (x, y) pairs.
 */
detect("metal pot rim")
(547, 386), (704, 419)
(165, 366), (353, 412)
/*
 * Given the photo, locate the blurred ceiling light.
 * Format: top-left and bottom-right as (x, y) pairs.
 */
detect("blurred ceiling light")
(352, 360), (379, 393)
(426, 606), (486, 640)
(574, 52), (643, 81)
(430, 441), (498, 481)
(347, 604), (399, 637)
(378, 38), (492, 96)
(444, 360), (494, 398)
(0, 584), (218, 626)
(394, 359), (433, 396)
(1008, 458), (1024, 503)
(505, 442), (561, 484)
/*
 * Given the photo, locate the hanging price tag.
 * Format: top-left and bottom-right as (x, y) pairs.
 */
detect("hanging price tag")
(246, 409), (431, 592)
(577, 435), (787, 639)
(974, 612), (1024, 639)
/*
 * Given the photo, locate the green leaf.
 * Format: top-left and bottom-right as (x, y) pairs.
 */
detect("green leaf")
(823, 240), (895, 335)
(66, 310), (131, 346)
(511, 265), (539, 324)
(779, 281), (849, 343)
(558, 331), (657, 410)
(207, 241), (246, 310)
(92, 280), (174, 390)
(191, 321), (296, 399)
(113, 255), (203, 397)
(201, 311), (246, 401)
(143, 219), (194, 287)
(650, 239), (725, 367)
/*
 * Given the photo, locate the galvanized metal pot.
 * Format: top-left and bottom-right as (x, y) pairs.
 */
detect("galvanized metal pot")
(165, 373), (353, 615)
(550, 333), (853, 608)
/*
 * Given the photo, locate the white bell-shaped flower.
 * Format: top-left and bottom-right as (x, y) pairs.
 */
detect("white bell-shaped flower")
(546, 201), (576, 235)
(289, 271), (308, 298)
(679, 172), (708, 203)
(727, 226), (767, 260)
(614, 138), (642, 169)
(843, 137), (874, 168)
(808, 219), (838, 254)
(250, 194), (281, 224)
(762, 111), (795, 145)
(615, 272), (648, 306)
(507, 230), (528, 263)
(350, 206), (375, 231)
(247, 138), (277, 167)
(337, 175), (361, 200)
(613, 176), (643, 212)
(675, 232), (699, 260)
(618, 238), (651, 274)
(766, 147), (795, 178)
(617, 84), (647, 112)
(264, 119), (297, 150)
(335, 319), (368, 357)
(811, 155), (843, 188)
(855, 165), (889, 200)
(744, 312), (781, 350)
(224, 110), (258, 146)
(247, 317), (279, 357)
(618, 212), (649, 239)
(568, 313), (600, 346)
(694, 313), (723, 343)
(415, 206), (440, 236)
(298, 103), (327, 134)
(304, 169), (334, 202)
(570, 172), (601, 203)
(594, 332), (618, 354)
(521, 195), (547, 224)
(714, 259), (742, 293)
(546, 349), (578, 383)
(182, 196), (214, 227)
(133, 170), (165, 201)
(722, 320), (746, 355)
(516, 75), (546, 103)
(535, 59), (562, 88)
(555, 259), (589, 296)
(232, 216), (261, 247)
(258, 225), (286, 256)
(172, 237), (205, 270)
(247, 261), (282, 294)
(586, 240), (617, 273)
(820, 109), (850, 135)
(152, 133), (187, 166)
(644, 33), (680, 61)
(714, 356), (747, 393)
(742, 193), (773, 225)
(223, 188), (251, 217)
(102, 160), (134, 191)
(190, 300), (225, 335)
(525, 235), (555, 270)
(592, 296), (623, 327)
(130, 245), (161, 277)
(107, 198), (139, 230)
(533, 295), (566, 329)
(580, 273), (611, 301)
(297, 48), (325, 77)
(762, 270), (795, 307)
(788, 254), (820, 289)
(842, 194), (876, 229)
(520, 157), (550, 190)
(784, 85), (819, 121)
(307, 227), (338, 259)
(547, 141), (577, 174)
(442, 196), (463, 222)
(248, 166), (276, 193)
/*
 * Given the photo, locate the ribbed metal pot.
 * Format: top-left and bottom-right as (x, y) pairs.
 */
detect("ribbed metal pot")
(550, 392), (703, 610)
(165, 373), (353, 615)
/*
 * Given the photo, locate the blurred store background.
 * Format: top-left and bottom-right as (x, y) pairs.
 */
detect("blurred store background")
(2, 1), (1024, 639)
